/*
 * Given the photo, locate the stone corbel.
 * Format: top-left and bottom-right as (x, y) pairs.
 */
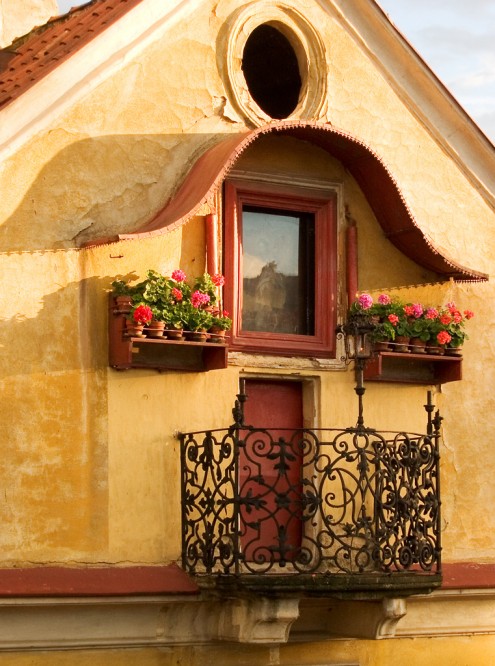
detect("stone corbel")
(158, 596), (300, 644)
(217, 597), (300, 643)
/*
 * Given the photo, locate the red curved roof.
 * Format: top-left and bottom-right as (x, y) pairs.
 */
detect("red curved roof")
(0, 0), (144, 111)
(115, 120), (487, 283)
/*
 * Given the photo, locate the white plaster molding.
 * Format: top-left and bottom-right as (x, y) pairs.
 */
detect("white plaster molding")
(0, 594), (403, 650)
(220, 1), (328, 126)
(0, 0), (200, 160)
(0, 595), (301, 651)
(322, 0), (495, 210)
(395, 588), (495, 637)
(1, 590), (493, 651)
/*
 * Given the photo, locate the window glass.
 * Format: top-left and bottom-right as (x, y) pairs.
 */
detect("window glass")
(242, 205), (315, 335)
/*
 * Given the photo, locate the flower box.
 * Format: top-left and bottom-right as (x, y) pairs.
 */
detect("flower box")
(108, 298), (228, 372)
(364, 350), (462, 384)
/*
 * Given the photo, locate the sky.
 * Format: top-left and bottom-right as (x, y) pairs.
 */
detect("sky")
(378, 0), (495, 143)
(56, 0), (495, 144)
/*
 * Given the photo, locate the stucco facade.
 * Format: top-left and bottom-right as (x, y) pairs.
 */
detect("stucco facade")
(1, 0), (495, 663)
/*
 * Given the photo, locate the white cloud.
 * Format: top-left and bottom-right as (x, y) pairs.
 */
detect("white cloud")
(378, 1), (495, 143)
(57, 0), (86, 14)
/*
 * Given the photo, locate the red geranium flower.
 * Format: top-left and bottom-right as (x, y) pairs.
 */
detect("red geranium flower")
(437, 330), (452, 346)
(212, 273), (225, 287)
(171, 287), (183, 301)
(388, 314), (399, 326)
(133, 305), (153, 325)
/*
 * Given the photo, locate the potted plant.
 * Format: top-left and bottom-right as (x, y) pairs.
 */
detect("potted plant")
(192, 272), (225, 310)
(370, 320), (396, 350)
(126, 303), (153, 337)
(162, 303), (185, 340)
(390, 313), (413, 352)
(208, 310), (232, 343)
(441, 303), (474, 355)
(180, 302), (213, 341)
(350, 293), (401, 350)
(111, 279), (136, 314)
(111, 267), (230, 345)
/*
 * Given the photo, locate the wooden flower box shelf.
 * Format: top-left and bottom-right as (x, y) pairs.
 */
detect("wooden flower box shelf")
(109, 307), (228, 372)
(364, 351), (462, 384)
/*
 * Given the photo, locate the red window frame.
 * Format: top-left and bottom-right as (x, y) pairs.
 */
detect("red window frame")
(224, 179), (337, 357)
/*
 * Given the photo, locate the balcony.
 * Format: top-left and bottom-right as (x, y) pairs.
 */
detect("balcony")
(179, 393), (442, 599)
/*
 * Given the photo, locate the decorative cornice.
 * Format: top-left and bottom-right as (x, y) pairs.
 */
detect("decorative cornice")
(102, 120), (487, 283)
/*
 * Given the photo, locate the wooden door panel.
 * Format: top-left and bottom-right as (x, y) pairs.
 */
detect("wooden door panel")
(240, 380), (303, 562)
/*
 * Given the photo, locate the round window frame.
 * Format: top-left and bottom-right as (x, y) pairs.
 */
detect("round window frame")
(222, 3), (327, 126)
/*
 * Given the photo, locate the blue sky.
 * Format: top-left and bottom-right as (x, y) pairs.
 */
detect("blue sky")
(378, 0), (495, 142)
(56, 0), (495, 143)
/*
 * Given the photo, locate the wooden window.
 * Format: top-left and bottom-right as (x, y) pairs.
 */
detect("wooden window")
(224, 179), (337, 357)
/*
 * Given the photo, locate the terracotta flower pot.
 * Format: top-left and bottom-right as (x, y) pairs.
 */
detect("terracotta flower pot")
(392, 335), (410, 353)
(426, 342), (444, 355)
(446, 346), (463, 357)
(409, 337), (427, 354)
(186, 330), (208, 342)
(373, 340), (391, 352)
(125, 320), (145, 337)
(146, 320), (166, 338)
(209, 327), (226, 343)
(113, 295), (133, 314)
(165, 328), (184, 341)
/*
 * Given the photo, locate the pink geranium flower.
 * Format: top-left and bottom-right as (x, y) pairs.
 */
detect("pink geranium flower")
(358, 294), (373, 310)
(425, 308), (438, 320)
(412, 303), (423, 318)
(191, 291), (211, 308)
(378, 294), (391, 305)
(171, 269), (187, 282)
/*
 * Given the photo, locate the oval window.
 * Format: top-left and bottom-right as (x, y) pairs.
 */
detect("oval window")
(242, 24), (302, 119)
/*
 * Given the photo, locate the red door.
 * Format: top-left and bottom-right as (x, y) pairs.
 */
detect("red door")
(240, 379), (303, 564)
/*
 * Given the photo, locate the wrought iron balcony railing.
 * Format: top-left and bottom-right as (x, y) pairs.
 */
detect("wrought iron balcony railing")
(180, 393), (442, 596)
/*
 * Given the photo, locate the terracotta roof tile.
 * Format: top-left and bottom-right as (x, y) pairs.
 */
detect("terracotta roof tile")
(0, 0), (144, 110)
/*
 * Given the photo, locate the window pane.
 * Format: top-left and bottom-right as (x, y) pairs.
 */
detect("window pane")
(241, 205), (315, 334)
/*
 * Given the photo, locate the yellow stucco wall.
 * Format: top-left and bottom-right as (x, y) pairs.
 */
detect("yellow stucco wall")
(0, 0), (494, 660)
(0, 0), (493, 568)
(2, 636), (495, 666)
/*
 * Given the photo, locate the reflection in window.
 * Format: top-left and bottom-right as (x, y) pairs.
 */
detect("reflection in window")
(241, 206), (315, 334)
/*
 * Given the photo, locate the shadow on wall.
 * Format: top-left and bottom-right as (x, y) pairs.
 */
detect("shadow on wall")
(0, 274), (117, 376)
(0, 132), (225, 252)
(0, 274), (116, 557)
